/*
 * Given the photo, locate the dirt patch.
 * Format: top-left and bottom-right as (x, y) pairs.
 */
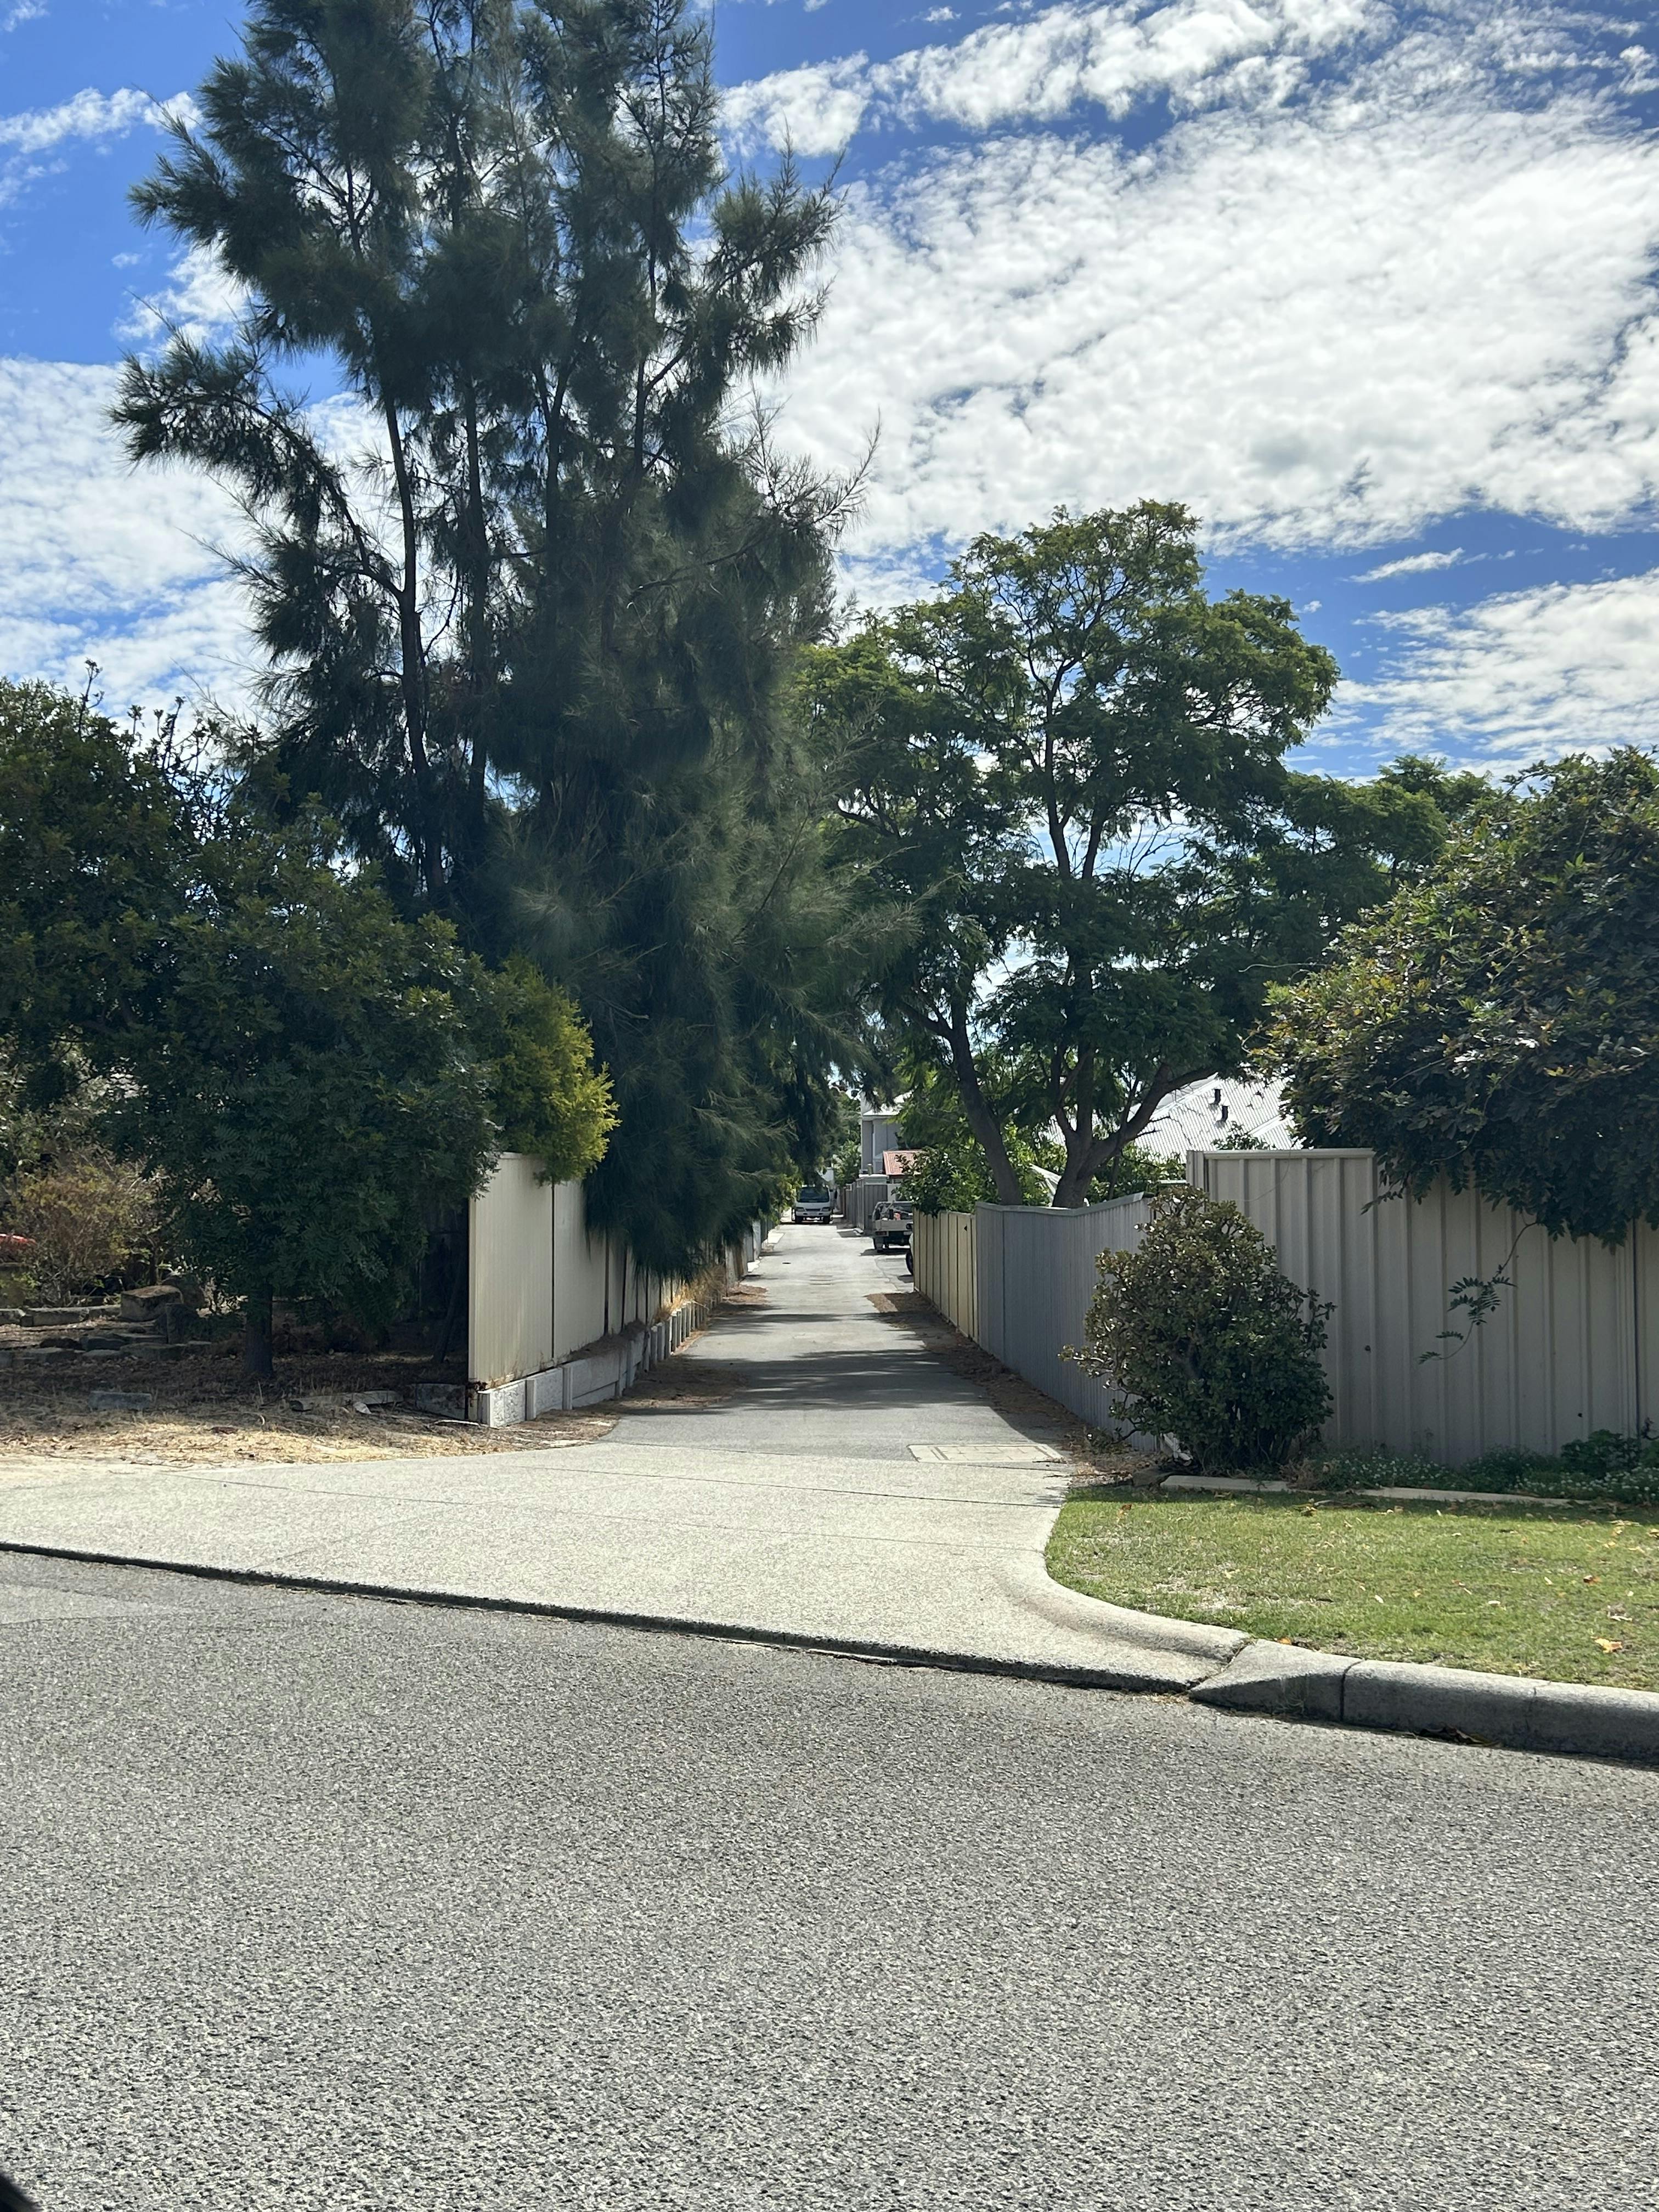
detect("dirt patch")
(0, 1345), (621, 1473)
(0, 1288), (754, 1472)
(612, 1361), (743, 1415)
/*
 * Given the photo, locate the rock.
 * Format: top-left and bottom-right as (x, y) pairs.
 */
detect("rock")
(120, 1285), (184, 1323)
(25, 1307), (106, 1329)
(352, 1390), (399, 1408)
(0, 1307), (25, 1325)
(89, 1390), (154, 1412)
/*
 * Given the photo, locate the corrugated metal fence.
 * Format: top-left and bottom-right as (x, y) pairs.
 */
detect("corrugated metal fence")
(1193, 1149), (1659, 1462)
(975, 1194), (1150, 1429)
(911, 1210), (978, 1339)
(470, 1154), (761, 1395)
(910, 1150), (1659, 1463)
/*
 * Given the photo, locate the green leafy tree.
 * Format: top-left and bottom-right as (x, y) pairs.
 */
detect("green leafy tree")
(897, 1063), (1055, 1212)
(0, 680), (183, 1104)
(1071, 1184), (1331, 1471)
(0, 682), (618, 1373)
(809, 506), (1445, 1209)
(117, 0), (874, 1270)
(110, 822), (500, 1375)
(472, 955), (616, 1177)
(1272, 749), (1659, 1244)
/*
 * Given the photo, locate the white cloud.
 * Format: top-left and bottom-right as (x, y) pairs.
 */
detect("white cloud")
(1356, 549), (1465, 580)
(0, 358), (255, 706)
(0, 84), (198, 211)
(119, 244), (248, 348)
(0, 84), (195, 155)
(1357, 569), (1659, 760)
(754, 17), (1659, 575)
(2, 3), (47, 31)
(726, 0), (1385, 154)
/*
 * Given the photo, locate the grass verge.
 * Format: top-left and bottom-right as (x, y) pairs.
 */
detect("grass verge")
(1047, 1489), (1659, 1692)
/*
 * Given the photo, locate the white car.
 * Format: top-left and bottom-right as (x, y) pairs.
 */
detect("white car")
(792, 1187), (834, 1225)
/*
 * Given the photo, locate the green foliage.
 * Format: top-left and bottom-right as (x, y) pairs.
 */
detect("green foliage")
(1087, 1143), (1184, 1201)
(897, 1064), (1054, 1212)
(105, 815), (500, 1367)
(0, 681), (182, 1103)
(810, 505), (1447, 1210)
(1071, 1185), (1332, 1471)
(117, 0), (881, 1273)
(471, 955), (616, 1182)
(0, 1148), (157, 1302)
(0, 682), (616, 1369)
(1314, 1434), (1659, 1505)
(1273, 749), (1659, 1243)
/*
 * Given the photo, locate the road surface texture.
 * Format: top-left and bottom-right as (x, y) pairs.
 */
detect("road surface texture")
(1, 1548), (1655, 2211)
(0, 1228), (1233, 1686)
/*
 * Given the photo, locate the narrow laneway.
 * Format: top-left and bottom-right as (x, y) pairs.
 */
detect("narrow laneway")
(0, 1224), (1221, 1682)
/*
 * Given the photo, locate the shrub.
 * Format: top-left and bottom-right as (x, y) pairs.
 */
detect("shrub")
(1070, 1184), (1332, 1471)
(1, 1148), (157, 1302)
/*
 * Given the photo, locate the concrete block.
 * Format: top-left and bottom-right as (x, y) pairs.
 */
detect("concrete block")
(1343, 1659), (1538, 1748)
(472, 1378), (527, 1427)
(1521, 1680), (1659, 1764)
(566, 1347), (625, 1408)
(88, 1390), (154, 1413)
(1190, 1639), (1353, 1719)
(119, 1285), (183, 1323)
(526, 1367), (565, 1419)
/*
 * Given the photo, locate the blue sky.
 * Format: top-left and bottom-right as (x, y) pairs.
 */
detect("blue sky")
(2, 1), (1658, 775)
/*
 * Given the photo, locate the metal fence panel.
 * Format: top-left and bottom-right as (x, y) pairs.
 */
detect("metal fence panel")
(469, 1154), (555, 1387)
(974, 1195), (1151, 1427)
(1192, 1150), (1658, 1461)
(912, 1211), (978, 1338)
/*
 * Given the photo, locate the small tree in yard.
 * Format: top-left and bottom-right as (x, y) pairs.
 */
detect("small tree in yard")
(1, 680), (617, 1376)
(1273, 749), (1659, 1244)
(1, 1149), (157, 1303)
(1071, 1186), (1331, 1472)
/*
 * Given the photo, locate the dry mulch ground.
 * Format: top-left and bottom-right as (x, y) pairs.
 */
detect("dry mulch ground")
(0, 1317), (743, 1477)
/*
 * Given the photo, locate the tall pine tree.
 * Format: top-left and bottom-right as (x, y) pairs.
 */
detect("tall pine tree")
(119, 0), (877, 1269)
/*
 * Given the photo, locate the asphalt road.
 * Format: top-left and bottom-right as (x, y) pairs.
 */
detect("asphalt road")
(2, 1551), (1656, 2211)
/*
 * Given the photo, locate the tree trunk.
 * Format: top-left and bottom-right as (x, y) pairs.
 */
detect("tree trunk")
(945, 1006), (1025, 1206)
(1051, 1063), (1188, 1209)
(242, 1286), (274, 1379)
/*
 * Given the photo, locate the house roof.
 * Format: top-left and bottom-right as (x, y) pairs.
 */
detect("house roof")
(1142, 1076), (1297, 1154)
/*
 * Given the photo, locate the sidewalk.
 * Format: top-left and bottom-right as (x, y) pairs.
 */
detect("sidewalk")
(0, 1228), (1237, 1691)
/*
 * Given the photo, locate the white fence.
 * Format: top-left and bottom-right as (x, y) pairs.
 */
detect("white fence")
(975, 1194), (1152, 1429)
(467, 1154), (766, 1424)
(910, 1150), (1659, 1465)
(1192, 1149), (1659, 1463)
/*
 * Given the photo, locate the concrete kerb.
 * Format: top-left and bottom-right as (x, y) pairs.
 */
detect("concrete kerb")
(0, 1537), (1216, 1697)
(1192, 1637), (1659, 1763)
(1, 1527), (1653, 1762)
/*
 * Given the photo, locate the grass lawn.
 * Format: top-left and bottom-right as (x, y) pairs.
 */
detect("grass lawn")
(1048, 1489), (1659, 1692)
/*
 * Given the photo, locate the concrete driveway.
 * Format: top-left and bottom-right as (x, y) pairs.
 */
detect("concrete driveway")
(0, 1227), (1229, 1687)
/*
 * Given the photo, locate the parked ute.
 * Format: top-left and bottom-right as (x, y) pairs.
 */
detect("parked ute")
(872, 1198), (912, 1253)
(792, 1187), (834, 1226)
